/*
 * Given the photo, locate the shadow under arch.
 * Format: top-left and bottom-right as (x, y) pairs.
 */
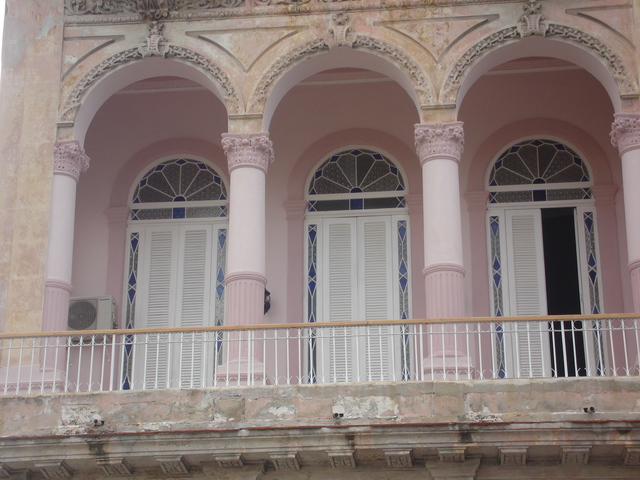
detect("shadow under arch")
(63, 54), (240, 146)
(253, 44), (430, 132)
(452, 35), (634, 115)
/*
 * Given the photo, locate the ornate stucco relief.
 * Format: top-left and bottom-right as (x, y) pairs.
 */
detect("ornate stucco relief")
(566, 4), (635, 48)
(64, 0), (525, 24)
(59, 23), (241, 124)
(378, 15), (499, 64)
(186, 26), (304, 72)
(441, 1), (638, 104)
(248, 14), (434, 113)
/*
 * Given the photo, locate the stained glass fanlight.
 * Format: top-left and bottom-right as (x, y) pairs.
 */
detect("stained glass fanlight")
(307, 149), (406, 212)
(130, 158), (228, 220)
(488, 139), (591, 204)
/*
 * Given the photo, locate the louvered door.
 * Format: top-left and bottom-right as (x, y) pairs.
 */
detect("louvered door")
(316, 216), (400, 382)
(504, 210), (551, 377)
(132, 225), (216, 388)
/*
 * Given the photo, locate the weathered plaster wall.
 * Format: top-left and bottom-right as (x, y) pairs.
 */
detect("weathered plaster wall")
(0, 0), (65, 334)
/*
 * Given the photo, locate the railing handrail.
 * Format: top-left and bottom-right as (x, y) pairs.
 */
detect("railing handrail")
(2, 312), (639, 339)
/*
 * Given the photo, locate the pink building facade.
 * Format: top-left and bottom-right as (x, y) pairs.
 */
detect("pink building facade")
(1, 0), (640, 478)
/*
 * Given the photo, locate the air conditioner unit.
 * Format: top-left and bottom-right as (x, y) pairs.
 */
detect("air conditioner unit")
(68, 296), (114, 331)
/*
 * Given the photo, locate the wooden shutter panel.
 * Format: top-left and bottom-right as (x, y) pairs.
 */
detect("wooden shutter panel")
(141, 228), (177, 388)
(505, 210), (551, 377)
(177, 227), (213, 387)
(319, 219), (356, 382)
(360, 218), (393, 381)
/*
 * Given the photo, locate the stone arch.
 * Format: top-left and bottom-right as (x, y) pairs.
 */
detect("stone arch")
(444, 28), (637, 113)
(60, 45), (241, 145)
(248, 35), (433, 131)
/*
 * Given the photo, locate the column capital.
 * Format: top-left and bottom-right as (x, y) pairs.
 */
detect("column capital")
(53, 141), (90, 182)
(611, 113), (640, 156)
(414, 122), (464, 165)
(222, 132), (274, 174)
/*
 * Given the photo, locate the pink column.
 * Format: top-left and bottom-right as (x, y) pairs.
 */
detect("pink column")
(415, 123), (470, 379)
(218, 132), (274, 384)
(41, 141), (89, 381)
(43, 141), (90, 333)
(611, 113), (640, 312)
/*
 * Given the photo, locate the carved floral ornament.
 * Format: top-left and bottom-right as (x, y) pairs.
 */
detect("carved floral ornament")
(54, 141), (91, 181)
(442, 0), (638, 103)
(414, 122), (465, 164)
(611, 113), (640, 156)
(221, 133), (275, 173)
(59, 22), (240, 124)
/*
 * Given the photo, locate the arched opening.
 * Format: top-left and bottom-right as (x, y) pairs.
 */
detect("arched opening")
(71, 67), (230, 336)
(304, 147), (411, 382)
(486, 138), (603, 378)
(122, 157), (228, 389)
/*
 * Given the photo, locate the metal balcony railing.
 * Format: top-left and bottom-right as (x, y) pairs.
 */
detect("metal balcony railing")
(1, 314), (639, 395)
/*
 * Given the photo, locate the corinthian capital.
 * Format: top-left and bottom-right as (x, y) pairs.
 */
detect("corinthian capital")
(222, 132), (274, 174)
(414, 122), (464, 165)
(53, 141), (90, 182)
(611, 113), (640, 156)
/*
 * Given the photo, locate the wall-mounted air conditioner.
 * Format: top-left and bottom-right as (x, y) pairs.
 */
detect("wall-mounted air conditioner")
(67, 296), (115, 331)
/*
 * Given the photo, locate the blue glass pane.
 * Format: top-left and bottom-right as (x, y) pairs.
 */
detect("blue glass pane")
(172, 207), (186, 219)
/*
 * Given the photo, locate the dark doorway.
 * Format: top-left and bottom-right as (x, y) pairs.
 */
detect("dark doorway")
(541, 208), (586, 376)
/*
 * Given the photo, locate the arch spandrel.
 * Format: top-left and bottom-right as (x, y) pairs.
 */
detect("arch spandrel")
(246, 13), (434, 130)
(58, 22), (242, 144)
(440, 1), (639, 113)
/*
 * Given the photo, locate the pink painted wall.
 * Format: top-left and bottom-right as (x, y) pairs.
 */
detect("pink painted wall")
(71, 55), (631, 337)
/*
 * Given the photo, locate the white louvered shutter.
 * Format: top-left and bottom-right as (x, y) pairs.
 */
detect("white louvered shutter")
(321, 219), (357, 382)
(176, 226), (213, 388)
(359, 217), (393, 381)
(505, 210), (551, 377)
(139, 227), (177, 388)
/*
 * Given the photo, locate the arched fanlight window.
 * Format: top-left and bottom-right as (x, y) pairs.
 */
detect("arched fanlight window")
(307, 149), (406, 212)
(488, 139), (591, 204)
(130, 158), (227, 220)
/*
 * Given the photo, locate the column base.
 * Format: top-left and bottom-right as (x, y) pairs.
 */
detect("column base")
(225, 271), (267, 326)
(423, 263), (466, 318)
(43, 278), (73, 332)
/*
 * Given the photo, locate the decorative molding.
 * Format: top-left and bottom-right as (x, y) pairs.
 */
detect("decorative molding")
(384, 450), (413, 467)
(414, 122), (464, 164)
(54, 141), (91, 181)
(35, 462), (73, 479)
(623, 447), (640, 466)
(328, 13), (354, 48)
(156, 456), (191, 475)
(222, 132), (275, 173)
(546, 24), (637, 96)
(352, 35), (432, 103)
(139, 21), (169, 57)
(443, 0), (638, 104)
(60, 33), (240, 124)
(270, 453), (301, 470)
(560, 446), (590, 465)
(97, 458), (133, 477)
(248, 31), (432, 113)
(0, 464), (13, 478)
(327, 451), (356, 468)
(248, 38), (330, 113)
(438, 447), (466, 462)
(45, 278), (74, 293)
(423, 262), (466, 277)
(611, 113), (640, 156)
(518, 0), (547, 37)
(499, 447), (527, 466)
(215, 455), (246, 468)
